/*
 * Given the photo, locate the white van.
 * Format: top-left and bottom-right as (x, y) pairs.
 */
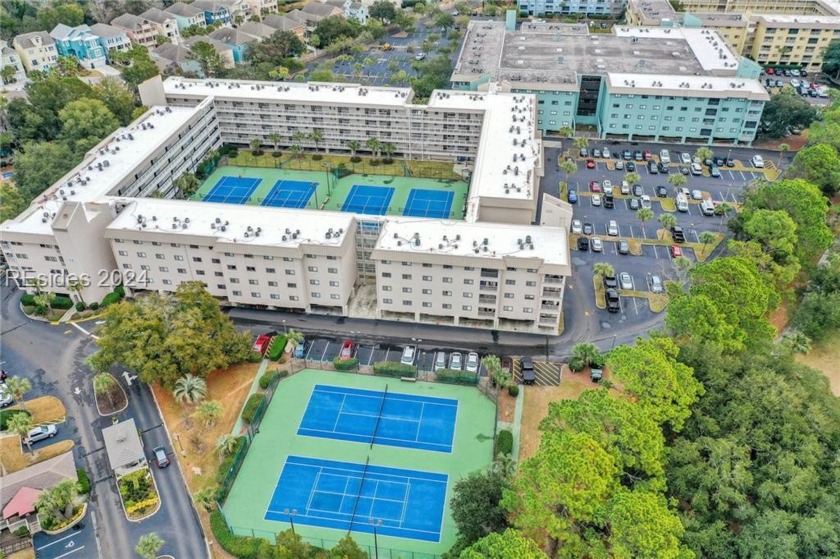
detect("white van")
(660, 149), (671, 164)
(620, 181), (630, 195)
(700, 199), (715, 216)
(676, 193), (689, 213)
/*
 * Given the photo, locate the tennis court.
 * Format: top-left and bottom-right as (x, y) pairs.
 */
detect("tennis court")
(202, 176), (261, 204)
(261, 179), (317, 209)
(298, 385), (457, 453)
(340, 185), (395, 216)
(403, 189), (455, 219)
(265, 456), (448, 542)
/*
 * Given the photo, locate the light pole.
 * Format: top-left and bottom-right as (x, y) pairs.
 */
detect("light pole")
(369, 518), (383, 559)
(284, 508), (297, 535)
(281, 319), (287, 335)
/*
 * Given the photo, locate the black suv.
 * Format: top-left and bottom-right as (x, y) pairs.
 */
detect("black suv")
(603, 273), (618, 289)
(604, 192), (614, 209)
(520, 357), (535, 385)
(656, 185), (669, 197)
(577, 237), (589, 251)
(671, 226), (686, 243)
(606, 289), (621, 313)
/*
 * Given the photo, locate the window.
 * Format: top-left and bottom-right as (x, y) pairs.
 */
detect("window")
(266, 268), (275, 274)
(523, 307), (533, 314)
(329, 280), (339, 287)
(462, 305), (472, 311)
(290, 295), (299, 301)
(232, 290), (242, 296)
(328, 268), (338, 273)
(308, 266), (318, 272)
(310, 279), (320, 285)
(118, 250), (128, 256)
(192, 257), (202, 262)
(251, 292), (261, 298)
(382, 285), (392, 291)
(268, 281), (277, 287)
(162, 279), (172, 285)
(422, 263), (432, 268)
(156, 254), (165, 260)
(464, 279), (474, 285)
(422, 302), (431, 308)
(227, 265), (236, 270)
(215, 271), (223, 277)
(442, 290), (452, 296)
(503, 305), (513, 311)
(383, 298), (393, 304)
(212, 258), (220, 264)
(137, 252), (146, 258)
(442, 303), (452, 309)
(402, 287), (412, 293)
(382, 272), (391, 278)
(526, 281), (536, 287)
(422, 275), (432, 281)
(331, 294), (340, 300)
(287, 283), (297, 288)
(159, 266), (169, 272)
(285, 270), (295, 275)
(402, 262), (411, 267)
(463, 292), (473, 298)
(196, 270), (205, 276)
(246, 266), (256, 272)
(443, 277), (452, 283)
(249, 279), (258, 285)
(230, 278), (239, 283)
(402, 274), (412, 280)
(311, 292), (321, 298)
(403, 300), (412, 306)
(270, 294), (280, 300)
(422, 288), (432, 294)
(177, 268), (186, 274)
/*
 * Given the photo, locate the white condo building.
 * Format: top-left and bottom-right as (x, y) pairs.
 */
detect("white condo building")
(1, 77), (572, 333)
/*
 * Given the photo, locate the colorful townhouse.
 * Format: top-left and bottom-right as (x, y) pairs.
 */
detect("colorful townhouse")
(163, 3), (208, 32)
(49, 24), (107, 69)
(12, 31), (58, 73)
(89, 23), (132, 58)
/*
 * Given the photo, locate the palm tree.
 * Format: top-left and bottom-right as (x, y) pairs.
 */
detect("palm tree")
(570, 343), (602, 369)
(8, 413), (34, 454)
(699, 232), (717, 256)
(659, 214), (677, 235)
(777, 142), (790, 168)
(33, 291), (56, 316)
(268, 132), (282, 154)
(366, 137), (381, 159)
(624, 172), (641, 186)
(573, 137), (589, 151)
(381, 142), (396, 163)
(193, 400), (223, 427)
(559, 159), (577, 183)
(292, 131), (306, 152)
(172, 374), (207, 405)
(694, 146), (713, 165)
(674, 256), (692, 277)
(68, 279), (85, 306)
(36, 480), (79, 523)
(668, 173), (687, 191)
(249, 138), (261, 154)
(481, 355), (509, 389)
(290, 144), (302, 159)
(347, 140), (361, 161)
(215, 434), (238, 458)
(309, 130), (324, 155)
(194, 487), (216, 512)
(637, 207), (654, 229)
(714, 201), (733, 233)
(93, 372), (118, 409)
(135, 533), (165, 559)
(558, 126), (574, 153)
(593, 262), (615, 279)
(5, 376), (32, 411)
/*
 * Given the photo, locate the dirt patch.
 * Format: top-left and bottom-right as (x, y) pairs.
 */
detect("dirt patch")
(153, 362), (262, 559)
(768, 299), (791, 335)
(12, 396), (66, 425)
(519, 368), (605, 462)
(7, 548), (35, 559)
(797, 332), (840, 397)
(0, 438), (74, 474)
(498, 390), (516, 423)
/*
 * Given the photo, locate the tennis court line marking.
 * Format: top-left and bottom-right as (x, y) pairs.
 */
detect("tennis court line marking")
(312, 384), (459, 407)
(298, 425), (451, 451)
(331, 394), (347, 433)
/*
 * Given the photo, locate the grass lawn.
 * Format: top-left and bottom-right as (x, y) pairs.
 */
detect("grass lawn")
(797, 331), (840, 397)
(593, 275), (606, 309)
(12, 396), (66, 425)
(0, 437), (74, 474)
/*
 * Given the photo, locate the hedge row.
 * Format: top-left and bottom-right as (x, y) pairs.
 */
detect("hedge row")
(210, 510), (263, 559)
(258, 370), (278, 390)
(0, 409), (30, 430)
(20, 294), (35, 306)
(76, 468), (91, 494)
(19, 294), (73, 309)
(435, 368), (479, 385)
(372, 361), (416, 378)
(333, 357), (359, 371)
(266, 335), (287, 361)
(496, 430), (513, 456)
(101, 291), (122, 307)
(241, 393), (265, 424)
(215, 436), (247, 485)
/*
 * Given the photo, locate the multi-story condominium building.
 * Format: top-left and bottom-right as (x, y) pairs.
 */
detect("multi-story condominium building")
(12, 31), (58, 73)
(451, 19), (768, 144)
(140, 8), (182, 45)
(164, 2), (208, 31)
(626, 0), (840, 70)
(110, 13), (159, 49)
(1, 78), (563, 332)
(517, 0), (626, 17)
(89, 23), (132, 57)
(49, 24), (108, 69)
(0, 40), (26, 83)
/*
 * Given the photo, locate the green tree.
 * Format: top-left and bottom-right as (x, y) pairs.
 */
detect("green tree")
(410, 53), (452, 99)
(313, 16), (362, 47)
(193, 400), (223, 427)
(116, 47), (161, 90)
(89, 283), (252, 388)
(36, 479), (79, 523)
(13, 140), (74, 200)
(188, 40), (225, 78)
(135, 532), (164, 559)
(92, 77), (137, 126)
(327, 534), (368, 559)
(381, 141), (396, 162)
(5, 375), (32, 411)
(366, 137), (381, 158)
(268, 132), (282, 154)
(173, 374), (207, 405)
(659, 213), (678, 231)
(779, 330), (812, 355)
(174, 173), (200, 198)
(806, 120), (840, 153)
(370, 0), (398, 21)
(58, 98), (119, 156)
(573, 137), (589, 151)
(434, 11), (455, 30)
(693, 146), (713, 165)
(449, 469), (510, 552)
(459, 529), (547, 559)
(741, 209), (798, 265)
(247, 31), (305, 65)
(569, 343), (602, 370)
(559, 159), (577, 183)
(250, 138), (262, 154)
(1, 64), (18, 84)
(93, 372), (118, 409)
(607, 489), (688, 559)
(788, 144), (840, 196)
(637, 206), (654, 228)
(7, 412), (34, 454)
(215, 434), (238, 458)
(0, 183), (27, 222)
(760, 92), (819, 138)
(309, 68), (334, 81)
(309, 129), (324, 155)
(699, 232), (717, 256)
(668, 172), (687, 190)
(193, 487), (216, 512)
(821, 38), (840, 80)
(593, 262), (615, 279)
(776, 142), (790, 168)
(7, 74), (93, 142)
(625, 172), (641, 186)
(347, 139), (361, 161)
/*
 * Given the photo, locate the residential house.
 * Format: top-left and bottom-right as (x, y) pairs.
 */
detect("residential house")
(237, 21), (276, 41)
(102, 418), (146, 476)
(0, 40), (26, 83)
(245, 0), (278, 17)
(208, 27), (259, 62)
(164, 2), (208, 31)
(184, 36), (235, 68)
(141, 8), (182, 44)
(301, 2), (344, 21)
(89, 23), (132, 58)
(49, 24), (107, 69)
(110, 13), (158, 49)
(324, 0), (368, 23)
(12, 31), (58, 73)
(262, 14), (306, 40)
(152, 43), (202, 75)
(0, 451), (77, 534)
(191, 0), (250, 26)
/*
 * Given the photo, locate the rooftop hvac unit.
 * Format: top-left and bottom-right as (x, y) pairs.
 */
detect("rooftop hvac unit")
(220, 225), (226, 232)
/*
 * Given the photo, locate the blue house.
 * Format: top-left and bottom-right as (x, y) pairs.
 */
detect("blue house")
(208, 27), (259, 63)
(49, 24), (107, 69)
(89, 23), (131, 59)
(190, 0), (233, 26)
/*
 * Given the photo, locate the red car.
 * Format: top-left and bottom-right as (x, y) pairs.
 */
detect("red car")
(339, 340), (356, 360)
(643, 149), (653, 161)
(585, 159), (596, 169)
(589, 181), (602, 193)
(669, 245), (683, 258)
(251, 334), (272, 355)
(766, 67), (775, 75)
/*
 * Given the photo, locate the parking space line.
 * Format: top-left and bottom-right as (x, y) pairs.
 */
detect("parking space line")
(632, 297), (639, 315)
(37, 534), (77, 550)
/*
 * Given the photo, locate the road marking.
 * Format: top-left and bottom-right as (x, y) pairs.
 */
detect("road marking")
(37, 534), (76, 550)
(53, 546), (86, 559)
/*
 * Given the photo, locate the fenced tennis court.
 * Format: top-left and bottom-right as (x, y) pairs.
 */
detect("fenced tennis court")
(261, 179), (317, 209)
(403, 189), (455, 219)
(340, 185), (395, 216)
(203, 176), (261, 204)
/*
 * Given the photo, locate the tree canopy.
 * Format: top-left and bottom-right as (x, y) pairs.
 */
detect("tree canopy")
(788, 144), (840, 196)
(459, 529), (547, 559)
(759, 92), (819, 138)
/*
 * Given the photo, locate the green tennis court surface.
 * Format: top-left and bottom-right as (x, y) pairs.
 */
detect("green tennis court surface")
(222, 370), (496, 556)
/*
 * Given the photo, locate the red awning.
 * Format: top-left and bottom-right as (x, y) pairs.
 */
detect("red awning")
(3, 487), (42, 520)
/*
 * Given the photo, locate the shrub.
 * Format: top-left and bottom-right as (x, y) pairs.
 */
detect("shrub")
(49, 296), (74, 310)
(210, 510), (263, 559)
(246, 352), (263, 363)
(508, 385), (520, 397)
(13, 526), (30, 537)
(114, 284), (125, 297)
(272, 151), (282, 158)
(77, 468), (91, 494)
(568, 356), (585, 373)
(216, 437), (247, 485)
(20, 293), (36, 306)
(22, 305), (36, 315)
(435, 368), (478, 385)
(241, 393), (265, 424)
(496, 430), (513, 456)
(126, 496), (159, 516)
(0, 409), (31, 430)
(333, 357), (359, 371)
(278, 369), (289, 378)
(101, 291), (122, 307)
(75, 301), (86, 312)
(258, 370), (278, 390)
(266, 335), (287, 361)
(373, 361), (416, 378)
(89, 302), (100, 310)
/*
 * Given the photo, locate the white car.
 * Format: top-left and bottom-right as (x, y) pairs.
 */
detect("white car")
(619, 272), (633, 290)
(615, 160), (625, 170)
(660, 149), (671, 164)
(465, 352), (479, 373)
(434, 352), (447, 371)
(571, 219), (583, 234)
(24, 424), (57, 445)
(691, 189), (703, 200)
(790, 78), (801, 88)
(601, 148), (611, 159)
(620, 181), (631, 195)
(592, 194), (602, 206)
(680, 152), (692, 165)
(752, 155), (765, 168)
(691, 163), (703, 175)
(449, 352), (463, 371)
(591, 237), (603, 252)
(0, 385), (12, 408)
(607, 220), (619, 236)
(602, 179), (612, 191)
(640, 195), (651, 208)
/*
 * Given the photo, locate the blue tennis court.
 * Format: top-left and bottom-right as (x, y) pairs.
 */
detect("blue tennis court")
(341, 185), (394, 216)
(265, 456), (448, 542)
(403, 189), (455, 219)
(261, 179), (317, 209)
(298, 385), (458, 453)
(202, 176), (261, 204)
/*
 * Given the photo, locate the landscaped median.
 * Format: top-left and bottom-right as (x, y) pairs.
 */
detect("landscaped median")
(618, 289), (671, 313)
(593, 276), (606, 309)
(117, 466), (161, 521)
(650, 229), (726, 263)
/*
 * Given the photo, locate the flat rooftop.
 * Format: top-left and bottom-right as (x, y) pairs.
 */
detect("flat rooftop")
(1, 103), (205, 237)
(753, 13), (840, 24)
(105, 198), (356, 251)
(606, 73), (769, 100)
(691, 13), (750, 27)
(374, 217), (570, 268)
(164, 77), (415, 108)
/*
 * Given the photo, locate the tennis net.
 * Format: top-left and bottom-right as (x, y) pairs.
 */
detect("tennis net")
(347, 455), (371, 533)
(370, 383), (389, 449)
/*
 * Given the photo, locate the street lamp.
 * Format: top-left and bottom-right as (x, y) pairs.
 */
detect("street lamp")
(281, 319), (287, 335)
(283, 508), (297, 535)
(369, 518), (383, 559)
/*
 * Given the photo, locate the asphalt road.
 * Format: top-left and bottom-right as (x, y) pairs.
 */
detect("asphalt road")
(0, 285), (208, 559)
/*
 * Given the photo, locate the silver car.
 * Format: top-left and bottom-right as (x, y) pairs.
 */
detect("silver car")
(649, 275), (664, 293)
(619, 272), (633, 290)
(24, 424), (57, 445)
(449, 352), (463, 371)
(434, 352), (447, 372)
(607, 220), (619, 236)
(465, 352), (479, 373)
(571, 219), (583, 234)
(0, 385), (12, 408)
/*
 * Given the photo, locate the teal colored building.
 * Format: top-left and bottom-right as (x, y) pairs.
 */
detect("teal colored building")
(49, 24), (107, 69)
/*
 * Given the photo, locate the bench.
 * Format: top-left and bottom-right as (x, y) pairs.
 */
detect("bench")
(400, 376), (417, 383)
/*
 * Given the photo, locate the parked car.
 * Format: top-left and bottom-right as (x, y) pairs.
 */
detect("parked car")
(568, 189), (578, 203)
(339, 340), (355, 360)
(626, 161), (636, 172)
(752, 155), (765, 168)
(643, 149), (653, 161)
(671, 226), (686, 243)
(590, 181), (602, 192)
(603, 273), (618, 289)
(710, 165), (721, 178)
(415, 52), (426, 60)
(401, 345), (416, 366)
(660, 149), (671, 164)
(294, 339), (307, 359)
(648, 160), (658, 174)
(586, 159), (596, 169)
(620, 181), (631, 195)
(618, 240), (630, 254)
(607, 220), (619, 236)
(649, 275), (664, 294)
(619, 272), (633, 290)
(680, 152), (692, 165)
(465, 352), (479, 373)
(634, 150), (644, 161)
(434, 352), (447, 371)
(615, 160), (625, 170)
(640, 195), (651, 209)
(605, 289), (621, 313)
(449, 352), (463, 371)
(602, 179), (612, 192)
(622, 149), (632, 160)
(251, 334), (272, 355)
(690, 163), (703, 175)
(633, 184), (643, 197)
(629, 198), (640, 210)
(725, 158), (736, 167)
(657, 162), (669, 174)
(656, 185), (669, 197)
(691, 189), (703, 200)
(592, 194), (602, 207)
(153, 446), (170, 468)
(591, 237), (603, 252)
(577, 237), (590, 251)
(520, 356), (535, 385)
(583, 222), (594, 235)
(571, 219), (583, 234)
(593, 148), (602, 158)
(669, 245), (683, 258)
(0, 385), (12, 408)
(23, 425), (57, 445)
(604, 192), (614, 209)
(679, 166), (690, 175)
(601, 148), (611, 159)
(580, 147), (589, 157)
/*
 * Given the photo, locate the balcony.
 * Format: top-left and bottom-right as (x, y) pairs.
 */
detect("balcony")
(479, 281), (498, 292)
(544, 275), (563, 284)
(479, 295), (497, 304)
(480, 268), (499, 278)
(541, 304), (559, 311)
(542, 288), (563, 298)
(478, 310), (496, 318)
